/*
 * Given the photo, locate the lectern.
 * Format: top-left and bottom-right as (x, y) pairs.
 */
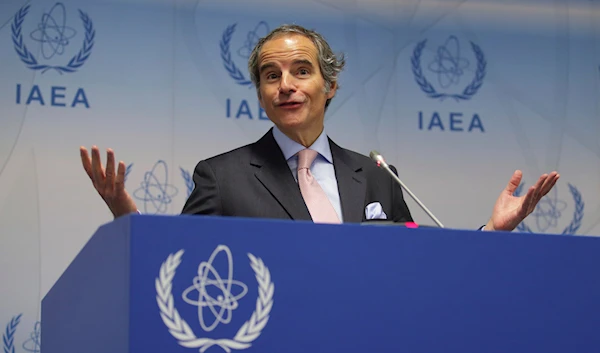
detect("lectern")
(42, 214), (600, 353)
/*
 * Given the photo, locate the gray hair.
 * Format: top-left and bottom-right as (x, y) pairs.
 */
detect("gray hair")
(248, 24), (346, 110)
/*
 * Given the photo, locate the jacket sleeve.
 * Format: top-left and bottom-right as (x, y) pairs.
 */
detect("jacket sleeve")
(389, 164), (414, 223)
(180, 160), (223, 215)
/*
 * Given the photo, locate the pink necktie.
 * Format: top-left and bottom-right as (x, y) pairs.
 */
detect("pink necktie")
(297, 149), (341, 224)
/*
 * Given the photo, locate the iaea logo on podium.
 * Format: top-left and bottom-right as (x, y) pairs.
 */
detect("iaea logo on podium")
(156, 245), (274, 352)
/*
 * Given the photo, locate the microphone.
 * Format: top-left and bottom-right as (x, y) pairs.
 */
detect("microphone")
(369, 150), (444, 228)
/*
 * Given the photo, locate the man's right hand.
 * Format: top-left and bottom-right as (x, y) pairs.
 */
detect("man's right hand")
(80, 146), (138, 218)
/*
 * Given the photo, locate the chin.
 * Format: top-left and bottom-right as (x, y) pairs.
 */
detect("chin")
(278, 120), (306, 132)
(276, 114), (307, 128)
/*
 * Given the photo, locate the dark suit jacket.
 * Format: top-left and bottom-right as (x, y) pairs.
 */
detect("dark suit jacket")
(181, 129), (413, 223)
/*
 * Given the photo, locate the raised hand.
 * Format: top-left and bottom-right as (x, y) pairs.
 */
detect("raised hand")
(80, 146), (138, 218)
(485, 170), (559, 231)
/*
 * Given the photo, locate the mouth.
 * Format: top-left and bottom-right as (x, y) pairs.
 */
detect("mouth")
(277, 101), (304, 109)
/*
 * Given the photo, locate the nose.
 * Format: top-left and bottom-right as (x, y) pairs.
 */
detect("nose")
(278, 72), (297, 94)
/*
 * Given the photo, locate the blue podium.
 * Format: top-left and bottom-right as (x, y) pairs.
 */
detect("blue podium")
(42, 215), (600, 353)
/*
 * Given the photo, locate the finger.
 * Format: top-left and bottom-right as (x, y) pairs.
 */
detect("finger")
(506, 170), (523, 195)
(79, 146), (94, 180)
(90, 146), (105, 188)
(527, 173), (559, 215)
(538, 173), (560, 203)
(551, 173), (560, 189)
(530, 173), (548, 204)
(104, 149), (116, 197)
(538, 171), (559, 197)
(115, 161), (126, 193)
(522, 186), (536, 216)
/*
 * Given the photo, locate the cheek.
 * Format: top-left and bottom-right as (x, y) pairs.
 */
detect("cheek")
(261, 88), (277, 103)
(258, 91), (270, 108)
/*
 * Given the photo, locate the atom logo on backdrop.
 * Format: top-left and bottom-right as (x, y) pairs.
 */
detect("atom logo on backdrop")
(412, 35), (486, 133)
(12, 2), (94, 108)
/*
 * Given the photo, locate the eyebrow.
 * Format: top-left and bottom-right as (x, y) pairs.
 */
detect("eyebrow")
(259, 59), (315, 74)
(292, 59), (314, 67)
(259, 63), (277, 74)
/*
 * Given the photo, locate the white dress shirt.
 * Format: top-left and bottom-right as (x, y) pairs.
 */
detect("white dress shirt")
(272, 126), (344, 222)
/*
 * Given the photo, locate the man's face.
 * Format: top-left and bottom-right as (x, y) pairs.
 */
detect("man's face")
(257, 34), (336, 139)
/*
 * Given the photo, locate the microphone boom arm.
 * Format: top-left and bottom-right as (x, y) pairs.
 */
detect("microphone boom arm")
(370, 151), (445, 228)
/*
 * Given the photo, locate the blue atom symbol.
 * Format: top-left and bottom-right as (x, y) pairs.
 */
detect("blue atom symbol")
(22, 321), (41, 353)
(29, 2), (77, 60)
(428, 35), (470, 89)
(237, 21), (270, 59)
(133, 160), (178, 214)
(531, 187), (568, 232)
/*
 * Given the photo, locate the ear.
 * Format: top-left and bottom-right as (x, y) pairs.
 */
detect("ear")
(326, 81), (337, 99)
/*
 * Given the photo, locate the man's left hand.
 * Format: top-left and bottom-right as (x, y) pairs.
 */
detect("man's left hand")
(484, 170), (560, 232)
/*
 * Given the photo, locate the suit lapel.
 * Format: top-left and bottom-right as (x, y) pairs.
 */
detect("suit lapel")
(330, 140), (367, 223)
(250, 130), (312, 221)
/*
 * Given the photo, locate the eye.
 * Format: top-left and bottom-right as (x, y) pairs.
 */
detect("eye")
(298, 68), (310, 76)
(265, 72), (279, 80)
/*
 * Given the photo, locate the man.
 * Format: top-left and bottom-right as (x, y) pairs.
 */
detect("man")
(80, 24), (559, 230)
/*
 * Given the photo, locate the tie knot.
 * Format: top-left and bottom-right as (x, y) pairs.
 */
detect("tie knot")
(297, 149), (318, 170)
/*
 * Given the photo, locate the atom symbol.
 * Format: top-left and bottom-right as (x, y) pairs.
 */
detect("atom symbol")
(428, 35), (470, 89)
(237, 21), (270, 59)
(133, 160), (178, 214)
(182, 245), (248, 332)
(22, 321), (41, 353)
(29, 2), (77, 60)
(531, 187), (568, 232)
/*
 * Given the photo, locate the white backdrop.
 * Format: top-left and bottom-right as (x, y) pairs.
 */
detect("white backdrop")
(0, 0), (599, 350)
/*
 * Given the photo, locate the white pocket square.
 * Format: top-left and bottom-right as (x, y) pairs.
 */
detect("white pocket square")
(365, 202), (387, 220)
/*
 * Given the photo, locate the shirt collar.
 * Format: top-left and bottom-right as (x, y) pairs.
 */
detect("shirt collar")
(272, 125), (333, 163)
